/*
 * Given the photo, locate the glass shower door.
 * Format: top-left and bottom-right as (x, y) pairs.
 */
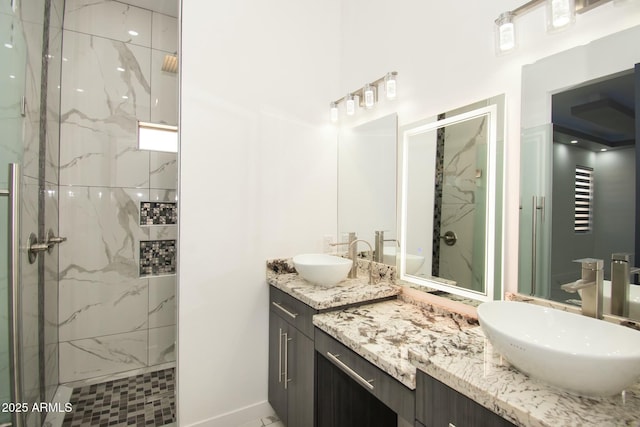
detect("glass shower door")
(0, 5), (27, 427)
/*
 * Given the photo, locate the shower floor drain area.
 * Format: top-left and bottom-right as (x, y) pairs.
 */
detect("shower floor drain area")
(62, 368), (175, 427)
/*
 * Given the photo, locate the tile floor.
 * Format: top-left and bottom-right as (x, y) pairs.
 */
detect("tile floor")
(62, 368), (175, 426)
(238, 415), (283, 427)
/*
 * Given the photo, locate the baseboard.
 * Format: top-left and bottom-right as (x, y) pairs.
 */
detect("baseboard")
(183, 400), (275, 427)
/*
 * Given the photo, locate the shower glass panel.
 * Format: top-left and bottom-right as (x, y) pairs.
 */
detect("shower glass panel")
(0, 6), (27, 426)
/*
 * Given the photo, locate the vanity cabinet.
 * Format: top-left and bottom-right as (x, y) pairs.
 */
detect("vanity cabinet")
(315, 329), (415, 427)
(416, 371), (515, 427)
(268, 287), (316, 427)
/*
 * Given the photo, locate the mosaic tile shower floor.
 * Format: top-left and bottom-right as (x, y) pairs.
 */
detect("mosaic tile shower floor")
(62, 368), (175, 427)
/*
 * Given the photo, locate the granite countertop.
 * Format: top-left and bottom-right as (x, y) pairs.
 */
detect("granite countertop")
(267, 257), (640, 426)
(266, 257), (401, 310)
(312, 298), (477, 389)
(408, 327), (640, 427)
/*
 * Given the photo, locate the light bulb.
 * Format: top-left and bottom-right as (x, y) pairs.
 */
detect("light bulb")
(546, 0), (575, 31)
(345, 94), (356, 116)
(494, 12), (516, 54)
(329, 102), (338, 122)
(385, 72), (397, 100)
(363, 84), (375, 109)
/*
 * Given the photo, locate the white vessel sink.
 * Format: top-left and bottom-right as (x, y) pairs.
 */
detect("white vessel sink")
(292, 254), (352, 286)
(383, 247), (425, 274)
(478, 300), (640, 396)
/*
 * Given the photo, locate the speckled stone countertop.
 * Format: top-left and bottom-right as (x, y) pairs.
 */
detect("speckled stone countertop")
(408, 326), (640, 427)
(312, 298), (477, 389)
(266, 257), (401, 310)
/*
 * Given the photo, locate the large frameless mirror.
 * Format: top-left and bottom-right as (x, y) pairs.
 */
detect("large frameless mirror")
(337, 114), (398, 255)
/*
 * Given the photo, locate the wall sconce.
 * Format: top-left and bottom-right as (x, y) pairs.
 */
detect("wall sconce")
(494, 0), (613, 55)
(329, 71), (398, 122)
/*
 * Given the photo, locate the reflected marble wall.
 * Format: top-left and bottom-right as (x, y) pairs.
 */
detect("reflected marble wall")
(437, 116), (487, 292)
(58, 0), (177, 383)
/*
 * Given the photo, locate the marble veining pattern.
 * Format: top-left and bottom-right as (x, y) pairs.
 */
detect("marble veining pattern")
(408, 327), (640, 427)
(313, 299), (475, 389)
(267, 258), (400, 310)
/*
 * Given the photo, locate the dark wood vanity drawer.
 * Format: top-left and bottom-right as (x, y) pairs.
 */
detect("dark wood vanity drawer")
(269, 286), (317, 339)
(315, 328), (415, 422)
(416, 371), (515, 427)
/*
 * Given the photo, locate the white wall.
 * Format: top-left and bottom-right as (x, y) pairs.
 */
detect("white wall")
(179, 1), (341, 425)
(180, 1), (640, 425)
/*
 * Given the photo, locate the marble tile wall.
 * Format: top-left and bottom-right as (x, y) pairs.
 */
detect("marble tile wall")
(58, 0), (178, 383)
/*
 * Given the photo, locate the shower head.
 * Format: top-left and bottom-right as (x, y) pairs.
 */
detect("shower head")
(161, 54), (178, 73)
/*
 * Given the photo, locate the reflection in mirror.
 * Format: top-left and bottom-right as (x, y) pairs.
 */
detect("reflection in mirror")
(519, 25), (640, 321)
(400, 96), (505, 302)
(337, 114), (397, 262)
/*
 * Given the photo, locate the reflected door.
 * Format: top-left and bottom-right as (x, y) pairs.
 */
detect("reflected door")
(0, 6), (27, 427)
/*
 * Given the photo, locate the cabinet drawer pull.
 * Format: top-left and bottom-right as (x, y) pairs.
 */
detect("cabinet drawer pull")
(326, 351), (375, 390)
(283, 332), (291, 390)
(272, 301), (299, 319)
(278, 328), (284, 383)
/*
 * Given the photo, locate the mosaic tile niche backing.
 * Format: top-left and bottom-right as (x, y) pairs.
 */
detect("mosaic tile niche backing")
(140, 240), (177, 277)
(140, 201), (177, 225)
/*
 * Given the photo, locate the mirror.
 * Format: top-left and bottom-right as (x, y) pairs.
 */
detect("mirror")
(399, 95), (505, 302)
(337, 114), (397, 254)
(519, 25), (640, 320)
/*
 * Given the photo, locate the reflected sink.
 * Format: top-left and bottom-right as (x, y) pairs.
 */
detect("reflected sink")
(383, 247), (425, 274)
(292, 254), (352, 286)
(478, 301), (640, 396)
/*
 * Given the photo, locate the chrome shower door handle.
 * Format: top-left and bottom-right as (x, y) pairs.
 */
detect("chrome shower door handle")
(1, 163), (24, 427)
(46, 228), (67, 253)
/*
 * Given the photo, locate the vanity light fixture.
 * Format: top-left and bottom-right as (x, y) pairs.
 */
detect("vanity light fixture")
(345, 93), (356, 116)
(385, 72), (397, 100)
(547, 0), (576, 31)
(329, 71), (398, 122)
(495, 12), (516, 53)
(363, 84), (376, 109)
(329, 102), (339, 122)
(494, 0), (612, 55)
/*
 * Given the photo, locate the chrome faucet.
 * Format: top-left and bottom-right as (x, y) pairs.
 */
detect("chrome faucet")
(611, 253), (634, 317)
(560, 258), (604, 319)
(329, 232), (374, 283)
(350, 239), (374, 284)
(330, 232), (358, 277)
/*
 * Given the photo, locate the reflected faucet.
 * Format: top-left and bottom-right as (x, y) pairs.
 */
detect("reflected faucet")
(374, 230), (397, 263)
(560, 258), (604, 319)
(610, 253), (637, 318)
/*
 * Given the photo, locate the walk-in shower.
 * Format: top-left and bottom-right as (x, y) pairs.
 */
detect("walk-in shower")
(1, 0), (178, 425)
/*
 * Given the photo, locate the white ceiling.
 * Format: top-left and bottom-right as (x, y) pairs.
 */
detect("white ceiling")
(120, 0), (178, 17)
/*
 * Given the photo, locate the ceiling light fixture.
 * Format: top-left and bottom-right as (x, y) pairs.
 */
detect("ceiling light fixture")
(494, 0), (611, 55)
(329, 71), (398, 122)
